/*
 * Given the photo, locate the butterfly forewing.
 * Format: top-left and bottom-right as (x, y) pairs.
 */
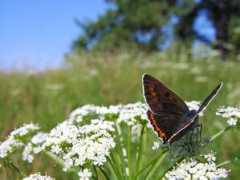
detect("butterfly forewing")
(147, 110), (189, 143)
(143, 74), (189, 115)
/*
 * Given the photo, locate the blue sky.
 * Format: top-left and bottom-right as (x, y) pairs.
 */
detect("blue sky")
(0, 0), (108, 71)
(0, 1), (214, 71)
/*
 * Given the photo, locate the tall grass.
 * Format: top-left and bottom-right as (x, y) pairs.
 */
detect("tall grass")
(0, 50), (240, 179)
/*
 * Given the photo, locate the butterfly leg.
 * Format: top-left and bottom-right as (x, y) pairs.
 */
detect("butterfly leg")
(199, 124), (202, 144)
(194, 123), (202, 145)
(187, 124), (202, 154)
(190, 129), (197, 154)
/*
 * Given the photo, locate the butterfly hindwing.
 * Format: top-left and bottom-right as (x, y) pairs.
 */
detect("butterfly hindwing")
(147, 110), (188, 143)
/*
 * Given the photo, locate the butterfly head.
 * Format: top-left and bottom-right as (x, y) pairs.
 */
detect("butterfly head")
(186, 110), (198, 121)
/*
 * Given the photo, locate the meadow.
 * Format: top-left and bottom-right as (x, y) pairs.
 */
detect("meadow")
(0, 50), (240, 179)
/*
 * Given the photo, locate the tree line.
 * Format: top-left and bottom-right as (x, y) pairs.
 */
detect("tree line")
(73, 0), (240, 58)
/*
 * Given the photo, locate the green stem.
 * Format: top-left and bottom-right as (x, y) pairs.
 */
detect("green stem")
(144, 151), (167, 180)
(106, 156), (121, 180)
(116, 124), (128, 179)
(217, 160), (231, 167)
(98, 166), (110, 180)
(44, 151), (79, 174)
(111, 152), (125, 178)
(136, 125), (145, 178)
(4, 159), (25, 177)
(44, 151), (64, 167)
(93, 165), (98, 179)
(127, 126), (132, 178)
(210, 126), (231, 142)
(135, 150), (167, 178)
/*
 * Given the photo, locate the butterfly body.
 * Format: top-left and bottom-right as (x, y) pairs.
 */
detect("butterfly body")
(168, 110), (199, 143)
(143, 74), (222, 144)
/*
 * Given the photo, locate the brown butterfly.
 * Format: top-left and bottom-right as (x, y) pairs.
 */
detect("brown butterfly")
(142, 74), (222, 144)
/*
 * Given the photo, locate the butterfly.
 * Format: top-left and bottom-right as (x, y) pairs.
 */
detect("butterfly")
(142, 74), (223, 144)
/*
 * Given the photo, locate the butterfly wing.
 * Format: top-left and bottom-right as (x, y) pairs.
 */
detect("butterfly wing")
(197, 82), (223, 114)
(143, 74), (223, 144)
(147, 110), (189, 143)
(143, 74), (189, 115)
(143, 74), (190, 143)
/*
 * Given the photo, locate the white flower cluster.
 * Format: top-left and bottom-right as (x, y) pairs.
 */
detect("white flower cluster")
(216, 106), (240, 126)
(70, 102), (149, 143)
(69, 102), (148, 125)
(216, 106), (240, 118)
(23, 173), (55, 180)
(46, 119), (116, 171)
(34, 103), (148, 175)
(0, 123), (39, 158)
(164, 153), (228, 180)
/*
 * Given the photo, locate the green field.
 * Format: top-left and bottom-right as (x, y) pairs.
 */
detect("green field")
(1, 51), (240, 179)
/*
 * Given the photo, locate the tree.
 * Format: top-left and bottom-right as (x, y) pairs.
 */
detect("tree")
(73, 0), (178, 52)
(176, 0), (240, 58)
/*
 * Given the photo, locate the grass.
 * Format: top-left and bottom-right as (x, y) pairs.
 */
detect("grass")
(0, 50), (240, 179)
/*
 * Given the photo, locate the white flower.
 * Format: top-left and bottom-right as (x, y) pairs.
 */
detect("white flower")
(23, 173), (55, 180)
(78, 169), (92, 180)
(164, 154), (228, 180)
(227, 118), (238, 126)
(152, 141), (161, 150)
(203, 152), (216, 162)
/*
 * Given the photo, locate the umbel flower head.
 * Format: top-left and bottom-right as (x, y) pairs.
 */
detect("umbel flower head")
(0, 123), (39, 158)
(216, 106), (240, 126)
(42, 118), (116, 171)
(164, 153), (228, 179)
